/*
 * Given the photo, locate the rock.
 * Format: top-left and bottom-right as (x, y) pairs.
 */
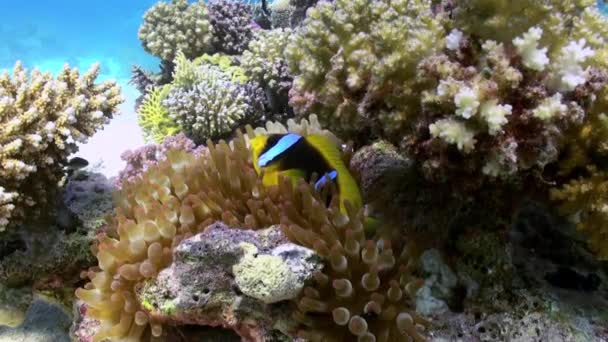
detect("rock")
(349, 141), (414, 205)
(62, 171), (115, 232)
(0, 285), (32, 327)
(136, 222), (322, 341)
(416, 249), (459, 316)
(0, 296), (71, 342)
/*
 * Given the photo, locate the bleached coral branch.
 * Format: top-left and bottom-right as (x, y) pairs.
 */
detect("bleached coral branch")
(551, 39), (595, 91)
(513, 27), (549, 71)
(532, 93), (567, 121)
(429, 118), (477, 153)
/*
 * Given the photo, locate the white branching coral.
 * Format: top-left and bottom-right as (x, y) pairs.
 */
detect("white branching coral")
(0, 61), (123, 230)
(532, 93), (567, 121)
(551, 39), (595, 91)
(454, 86), (480, 119)
(429, 118), (477, 153)
(446, 29), (463, 51)
(513, 27), (549, 71)
(479, 100), (512, 135)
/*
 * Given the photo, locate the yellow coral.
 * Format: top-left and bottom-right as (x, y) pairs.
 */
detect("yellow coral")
(137, 84), (179, 143)
(551, 166), (608, 260)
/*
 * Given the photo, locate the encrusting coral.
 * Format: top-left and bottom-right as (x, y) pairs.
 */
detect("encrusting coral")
(75, 117), (426, 341)
(138, 0), (214, 61)
(285, 0), (446, 143)
(207, 0), (254, 55)
(0, 61), (122, 231)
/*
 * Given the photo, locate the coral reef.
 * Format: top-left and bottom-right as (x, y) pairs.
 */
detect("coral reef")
(403, 25), (602, 187)
(241, 28), (293, 106)
(136, 223), (319, 340)
(163, 66), (264, 144)
(0, 61), (122, 231)
(138, 0), (214, 61)
(267, 0), (319, 28)
(207, 0), (254, 55)
(285, 0), (446, 142)
(75, 117), (425, 341)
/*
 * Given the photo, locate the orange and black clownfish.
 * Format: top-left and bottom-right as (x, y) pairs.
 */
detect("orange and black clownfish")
(250, 133), (363, 215)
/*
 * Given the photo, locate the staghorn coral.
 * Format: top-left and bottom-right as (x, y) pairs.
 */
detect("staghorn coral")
(137, 84), (180, 144)
(285, 0), (446, 143)
(207, 0), (255, 55)
(75, 117), (425, 341)
(138, 0), (214, 61)
(550, 166), (608, 260)
(0, 61), (122, 231)
(241, 28), (293, 93)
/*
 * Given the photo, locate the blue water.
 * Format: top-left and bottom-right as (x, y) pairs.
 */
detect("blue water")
(600, 0), (608, 14)
(0, 0), (159, 81)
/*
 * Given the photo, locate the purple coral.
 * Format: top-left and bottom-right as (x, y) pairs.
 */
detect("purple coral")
(207, 0), (254, 55)
(116, 133), (204, 188)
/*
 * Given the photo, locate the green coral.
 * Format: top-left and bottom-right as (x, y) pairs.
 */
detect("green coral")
(451, 0), (596, 47)
(194, 54), (248, 85)
(285, 0), (446, 141)
(138, 0), (214, 61)
(137, 84), (179, 143)
(173, 51), (248, 87)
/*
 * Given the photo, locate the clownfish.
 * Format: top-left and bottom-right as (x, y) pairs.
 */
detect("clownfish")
(250, 133), (363, 215)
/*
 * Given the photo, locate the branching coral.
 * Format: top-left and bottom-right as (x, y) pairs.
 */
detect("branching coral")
(207, 0), (254, 55)
(137, 85), (180, 143)
(268, 0), (319, 28)
(242, 28), (293, 93)
(172, 51), (248, 87)
(285, 0), (446, 142)
(0, 61), (122, 231)
(451, 0), (596, 46)
(75, 117), (425, 341)
(163, 66), (264, 144)
(138, 0), (214, 61)
(550, 166), (608, 260)
(401, 19), (607, 187)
